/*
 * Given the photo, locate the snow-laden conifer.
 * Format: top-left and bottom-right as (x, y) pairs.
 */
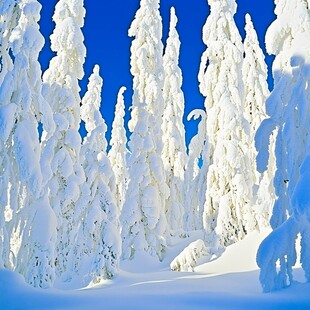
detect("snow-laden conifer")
(162, 7), (187, 237)
(242, 14), (274, 232)
(108, 86), (128, 213)
(184, 110), (208, 231)
(69, 65), (121, 285)
(121, 103), (168, 260)
(0, 0), (21, 270)
(41, 0), (87, 278)
(128, 0), (165, 134)
(256, 0), (310, 292)
(198, 0), (252, 248)
(0, 0), (57, 287)
(122, 0), (169, 259)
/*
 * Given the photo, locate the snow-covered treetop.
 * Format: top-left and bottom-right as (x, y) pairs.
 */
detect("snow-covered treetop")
(202, 0), (240, 46)
(266, 0), (310, 75)
(9, 0), (45, 113)
(81, 65), (102, 119)
(81, 65), (108, 152)
(168, 6), (177, 35)
(53, 0), (85, 27)
(199, 0), (243, 104)
(109, 86), (127, 154)
(243, 13), (269, 131)
(187, 109), (206, 159)
(244, 14), (267, 73)
(162, 6), (186, 161)
(43, 0), (86, 86)
(129, 0), (162, 41)
(10, 0), (43, 52)
(128, 0), (164, 132)
(163, 7), (180, 79)
(208, 0), (237, 15)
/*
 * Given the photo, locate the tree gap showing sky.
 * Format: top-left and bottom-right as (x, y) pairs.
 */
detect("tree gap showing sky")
(38, 0), (276, 145)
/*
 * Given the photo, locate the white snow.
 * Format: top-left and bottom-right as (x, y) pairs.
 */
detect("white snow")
(1, 230), (309, 309)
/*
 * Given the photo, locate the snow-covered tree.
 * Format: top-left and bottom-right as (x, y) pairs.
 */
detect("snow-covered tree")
(128, 0), (165, 134)
(121, 103), (168, 260)
(162, 7), (187, 237)
(184, 110), (208, 231)
(41, 0), (87, 278)
(0, 0), (21, 270)
(69, 65), (121, 285)
(242, 13), (274, 232)
(198, 0), (252, 248)
(108, 86), (128, 213)
(0, 0), (57, 288)
(256, 0), (310, 292)
(122, 0), (169, 259)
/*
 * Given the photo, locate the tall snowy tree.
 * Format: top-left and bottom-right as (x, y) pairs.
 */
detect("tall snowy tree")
(256, 0), (310, 292)
(121, 0), (169, 259)
(184, 110), (208, 231)
(0, 0), (57, 288)
(242, 13), (274, 232)
(121, 103), (168, 260)
(41, 0), (87, 278)
(162, 7), (187, 237)
(108, 86), (128, 213)
(198, 0), (253, 248)
(69, 65), (121, 285)
(0, 0), (21, 270)
(128, 0), (165, 134)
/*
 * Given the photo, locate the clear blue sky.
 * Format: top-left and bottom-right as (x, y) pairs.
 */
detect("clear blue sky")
(38, 0), (276, 145)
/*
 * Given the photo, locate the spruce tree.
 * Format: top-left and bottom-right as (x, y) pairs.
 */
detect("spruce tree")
(108, 86), (128, 214)
(256, 0), (310, 292)
(70, 65), (121, 284)
(162, 7), (187, 237)
(0, 0), (57, 287)
(121, 0), (169, 259)
(121, 103), (167, 260)
(42, 0), (87, 278)
(0, 0), (21, 270)
(198, 0), (252, 248)
(242, 13), (274, 232)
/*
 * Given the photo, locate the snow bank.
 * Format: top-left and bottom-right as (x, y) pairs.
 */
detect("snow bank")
(1, 231), (309, 310)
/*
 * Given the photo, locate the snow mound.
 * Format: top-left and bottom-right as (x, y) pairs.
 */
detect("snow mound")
(170, 239), (210, 272)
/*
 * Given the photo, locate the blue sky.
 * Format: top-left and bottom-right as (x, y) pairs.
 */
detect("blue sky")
(38, 0), (276, 145)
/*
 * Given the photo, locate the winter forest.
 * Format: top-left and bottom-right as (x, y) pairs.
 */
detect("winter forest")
(0, 0), (310, 304)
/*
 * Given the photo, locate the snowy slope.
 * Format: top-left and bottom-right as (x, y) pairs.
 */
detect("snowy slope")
(1, 230), (309, 310)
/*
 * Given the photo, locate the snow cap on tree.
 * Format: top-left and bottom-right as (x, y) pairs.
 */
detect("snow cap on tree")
(128, 0), (165, 133)
(109, 86), (128, 213)
(81, 65), (105, 134)
(43, 0), (86, 111)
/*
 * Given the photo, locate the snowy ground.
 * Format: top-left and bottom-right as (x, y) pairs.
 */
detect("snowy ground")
(1, 230), (310, 310)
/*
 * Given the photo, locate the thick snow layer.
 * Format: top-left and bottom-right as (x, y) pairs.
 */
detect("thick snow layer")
(1, 230), (309, 309)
